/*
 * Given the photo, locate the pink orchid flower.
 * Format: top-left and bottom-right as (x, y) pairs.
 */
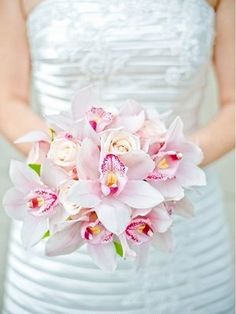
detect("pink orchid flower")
(119, 205), (173, 267)
(46, 211), (117, 272)
(44, 85), (101, 131)
(68, 138), (163, 235)
(86, 107), (114, 132)
(111, 100), (146, 133)
(148, 117), (206, 201)
(3, 160), (68, 249)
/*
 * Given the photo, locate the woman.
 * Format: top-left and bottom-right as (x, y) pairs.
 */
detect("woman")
(0, 0), (234, 313)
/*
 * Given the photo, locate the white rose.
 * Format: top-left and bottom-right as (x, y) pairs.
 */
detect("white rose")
(103, 130), (140, 155)
(47, 136), (80, 169)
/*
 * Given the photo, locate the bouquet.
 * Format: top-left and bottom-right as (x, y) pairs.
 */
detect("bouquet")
(3, 86), (206, 271)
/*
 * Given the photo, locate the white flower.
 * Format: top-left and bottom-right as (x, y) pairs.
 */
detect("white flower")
(103, 130), (140, 155)
(47, 135), (80, 169)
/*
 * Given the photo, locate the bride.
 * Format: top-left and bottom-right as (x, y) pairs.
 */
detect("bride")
(0, 0), (234, 313)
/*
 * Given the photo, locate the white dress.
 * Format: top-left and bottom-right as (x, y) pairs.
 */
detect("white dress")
(2, 0), (234, 313)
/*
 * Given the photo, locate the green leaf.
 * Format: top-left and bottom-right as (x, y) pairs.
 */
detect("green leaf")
(28, 163), (41, 176)
(42, 230), (50, 239)
(50, 128), (56, 141)
(113, 241), (123, 257)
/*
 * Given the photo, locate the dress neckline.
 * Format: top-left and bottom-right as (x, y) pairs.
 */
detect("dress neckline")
(26, 0), (216, 24)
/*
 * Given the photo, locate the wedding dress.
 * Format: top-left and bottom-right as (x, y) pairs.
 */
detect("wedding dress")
(2, 0), (234, 313)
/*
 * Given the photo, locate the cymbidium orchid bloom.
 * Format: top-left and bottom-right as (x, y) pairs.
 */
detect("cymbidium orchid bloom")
(3, 160), (69, 248)
(68, 138), (164, 235)
(86, 107), (114, 132)
(148, 117), (206, 201)
(46, 211), (117, 272)
(111, 100), (145, 133)
(44, 85), (101, 130)
(119, 205), (173, 267)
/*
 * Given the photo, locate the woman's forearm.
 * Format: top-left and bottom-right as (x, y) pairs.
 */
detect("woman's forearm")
(192, 103), (235, 167)
(0, 99), (48, 156)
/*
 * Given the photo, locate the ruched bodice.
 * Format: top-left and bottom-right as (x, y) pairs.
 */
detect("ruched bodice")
(2, 1), (234, 313)
(27, 0), (215, 131)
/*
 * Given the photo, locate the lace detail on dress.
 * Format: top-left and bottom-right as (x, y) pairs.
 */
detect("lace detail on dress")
(27, 0), (215, 88)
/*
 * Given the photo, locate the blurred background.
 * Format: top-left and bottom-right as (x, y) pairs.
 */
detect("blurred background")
(0, 67), (235, 311)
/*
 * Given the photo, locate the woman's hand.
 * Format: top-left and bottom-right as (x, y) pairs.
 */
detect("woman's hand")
(191, 0), (235, 167)
(0, 0), (48, 156)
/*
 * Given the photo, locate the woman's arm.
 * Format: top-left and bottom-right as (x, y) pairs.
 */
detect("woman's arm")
(192, 0), (235, 167)
(0, 0), (48, 155)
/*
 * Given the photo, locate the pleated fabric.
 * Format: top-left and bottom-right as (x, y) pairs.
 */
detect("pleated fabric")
(2, 0), (234, 313)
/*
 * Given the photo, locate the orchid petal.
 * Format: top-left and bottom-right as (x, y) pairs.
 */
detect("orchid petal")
(119, 100), (143, 116)
(72, 85), (100, 120)
(118, 180), (164, 209)
(173, 197), (195, 218)
(21, 214), (48, 249)
(150, 179), (184, 201)
(118, 234), (136, 260)
(120, 151), (155, 180)
(45, 112), (73, 131)
(149, 207), (173, 233)
(177, 162), (206, 187)
(45, 222), (83, 256)
(9, 160), (42, 193)
(132, 208), (153, 218)
(135, 242), (150, 269)
(163, 117), (184, 150)
(87, 243), (117, 272)
(77, 138), (100, 180)
(74, 119), (100, 144)
(27, 141), (50, 164)
(180, 141), (204, 165)
(152, 230), (174, 252)
(3, 187), (27, 220)
(15, 130), (51, 144)
(95, 198), (131, 235)
(116, 111), (145, 133)
(41, 159), (69, 189)
(48, 205), (68, 233)
(67, 180), (101, 208)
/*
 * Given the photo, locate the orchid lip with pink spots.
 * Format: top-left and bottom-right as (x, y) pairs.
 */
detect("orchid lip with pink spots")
(3, 86), (206, 271)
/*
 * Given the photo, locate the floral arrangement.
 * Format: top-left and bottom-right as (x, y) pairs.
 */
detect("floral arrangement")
(3, 86), (206, 271)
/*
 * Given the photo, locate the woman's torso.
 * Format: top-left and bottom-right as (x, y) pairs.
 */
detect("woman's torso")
(3, 1), (234, 313)
(26, 0), (215, 132)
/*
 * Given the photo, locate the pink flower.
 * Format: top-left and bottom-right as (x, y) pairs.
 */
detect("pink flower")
(46, 211), (117, 272)
(86, 107), (114, 132)
(45, 85), (101, 131)
(119, 205), (173, 267)
(148, 117), (206, 201)
(100, 154), (128, 196)
(3, 160), (68, 248)
(67, 138), (163, 235)
(111, 100), (145, 133)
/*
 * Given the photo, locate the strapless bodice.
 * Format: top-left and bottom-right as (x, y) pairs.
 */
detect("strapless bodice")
(27, 0), (215, 132)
